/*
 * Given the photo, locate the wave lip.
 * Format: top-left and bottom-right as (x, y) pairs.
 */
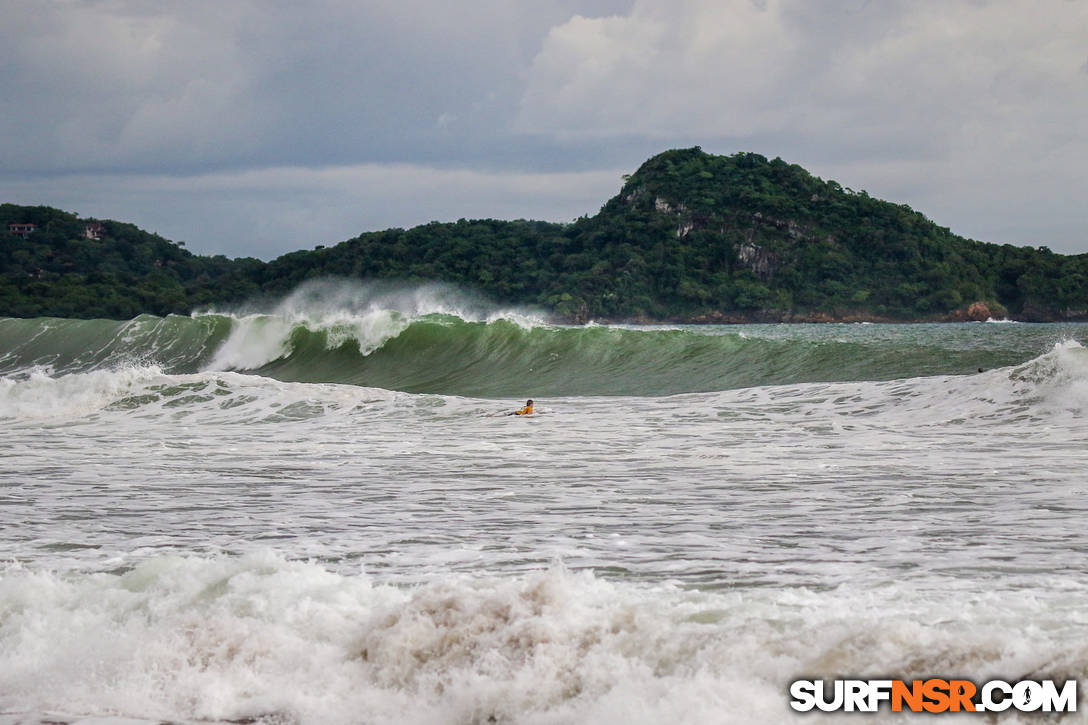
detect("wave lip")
(200, 279), (548, 374)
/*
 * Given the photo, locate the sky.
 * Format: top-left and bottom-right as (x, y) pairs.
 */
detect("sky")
(1, 0), (1086, 259)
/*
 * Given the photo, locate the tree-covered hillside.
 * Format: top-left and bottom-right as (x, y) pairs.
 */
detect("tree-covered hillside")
(3, 148), (1087, 321)
(0, 204), (262, 319)
(569, 148), (1088, 321)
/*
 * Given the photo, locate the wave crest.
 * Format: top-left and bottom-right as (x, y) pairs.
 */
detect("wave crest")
(3, 282), (1088, 398)
(201, 279), (547, 371)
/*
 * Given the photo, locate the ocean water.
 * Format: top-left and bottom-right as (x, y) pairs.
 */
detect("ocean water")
(2, 281), (1088, 724)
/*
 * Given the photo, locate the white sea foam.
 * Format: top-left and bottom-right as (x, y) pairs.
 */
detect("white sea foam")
(707, 339), (1088, 436)
(0, 366), (402, 423)
(5, 324), (1088, 725)
(0, 365), (164, 421)
(1007, 339), (1088, 415)
(0, 554), (1082, 725)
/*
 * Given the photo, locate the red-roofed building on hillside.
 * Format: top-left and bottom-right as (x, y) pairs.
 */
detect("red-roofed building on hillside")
(8, 223), (36, 237)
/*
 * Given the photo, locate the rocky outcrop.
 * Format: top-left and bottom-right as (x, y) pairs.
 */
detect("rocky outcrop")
(643, 195), (806, 276)
(946, 300), (1008, 322)
(751, 212), (809, 241)
(736, 243), (778, 280)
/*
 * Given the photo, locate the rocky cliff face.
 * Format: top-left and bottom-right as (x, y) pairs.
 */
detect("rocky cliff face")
(736, 243), (778, 280)
(636, 193), (825, 281)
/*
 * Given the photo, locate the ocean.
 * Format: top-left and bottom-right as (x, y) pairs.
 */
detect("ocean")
(2, 281), (1087, 724)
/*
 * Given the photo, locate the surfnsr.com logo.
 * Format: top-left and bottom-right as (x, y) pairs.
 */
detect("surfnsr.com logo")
(789, 679), (1077, 714)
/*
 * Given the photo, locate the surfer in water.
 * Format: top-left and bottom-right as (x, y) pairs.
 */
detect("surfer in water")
(508, 399), (534, 416)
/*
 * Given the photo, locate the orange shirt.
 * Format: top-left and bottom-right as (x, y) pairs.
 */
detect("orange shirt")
(515, 404), (533, 415)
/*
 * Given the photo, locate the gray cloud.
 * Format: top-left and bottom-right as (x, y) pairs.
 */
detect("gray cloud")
(0, 0), (630, 172)
(1, 163), (625, 259)
(517, 0), (1086, 156)
(515, 0), (1088, 250)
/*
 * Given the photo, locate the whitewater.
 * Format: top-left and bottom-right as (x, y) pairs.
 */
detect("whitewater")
(2, 281), (1088, 724)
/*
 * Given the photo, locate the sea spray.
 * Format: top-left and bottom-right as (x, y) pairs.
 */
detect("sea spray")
(203, 279), (547, 369)
(209, 279), (546, 329)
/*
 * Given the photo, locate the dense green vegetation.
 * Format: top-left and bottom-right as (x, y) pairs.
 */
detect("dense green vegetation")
(0, 205), (263, 319)
(3, 148), (1087, 321)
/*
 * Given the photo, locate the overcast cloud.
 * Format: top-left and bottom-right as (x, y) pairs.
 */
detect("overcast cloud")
(1, 0), (1085, 257)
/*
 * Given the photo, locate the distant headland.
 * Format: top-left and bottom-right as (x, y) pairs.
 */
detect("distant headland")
(3, 147), (1086, 323)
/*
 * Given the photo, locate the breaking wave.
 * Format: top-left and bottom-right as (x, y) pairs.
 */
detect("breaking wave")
(0, 554), (1083, 725)
(4, 281), (1084, 398)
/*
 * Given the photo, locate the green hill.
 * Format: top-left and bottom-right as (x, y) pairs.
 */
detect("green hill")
(0, 204), (263, 319)
(567, 148), (1088, 321)
(3, 148), (1087, 321)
